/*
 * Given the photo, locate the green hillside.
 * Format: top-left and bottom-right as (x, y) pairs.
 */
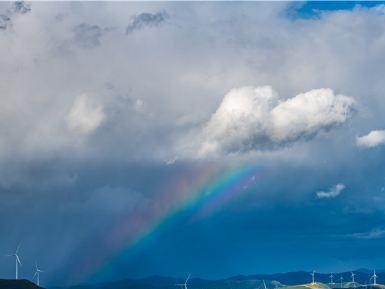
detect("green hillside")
(283, 282), (331, 289)
(284, 282), (371, 289)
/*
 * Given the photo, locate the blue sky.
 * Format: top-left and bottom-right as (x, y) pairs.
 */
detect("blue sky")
(1, 1), (385, 286)
(291, 1), (385, 18)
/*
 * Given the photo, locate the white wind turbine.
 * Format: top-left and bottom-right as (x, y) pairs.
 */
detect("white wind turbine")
(33, 262), (43, 286)
(330, 273), (334, 284)
(351, 272), (356, 288)
(176, 274), (191, 289)
(310, 271), (315, 284)
(371, 270), (377, 285)
(6, 244), (22, 279)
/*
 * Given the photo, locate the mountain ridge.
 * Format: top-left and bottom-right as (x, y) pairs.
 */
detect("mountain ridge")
(50, 269), (385, 289)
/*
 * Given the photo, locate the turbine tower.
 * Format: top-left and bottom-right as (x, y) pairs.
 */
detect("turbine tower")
(175, 274), (191, 289)
(351, 272), (356, 288)
(310, 271), (315, 284)
(330, 273), (334, 284)
(33, 262), (43, 286)
(371, 270), (377, 285)
(340, 276), (344, 288)
(6, 244), (21, 279)
(263, 280), (267, 289)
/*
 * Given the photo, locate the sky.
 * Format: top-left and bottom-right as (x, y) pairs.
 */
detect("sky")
(2, 0), (385, 286)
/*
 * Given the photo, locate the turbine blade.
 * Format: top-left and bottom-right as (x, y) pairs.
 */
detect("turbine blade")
(16, 255), (21, 266)
(33, 272), (37, 279)
(186, 274), (191, 284)
(16, 243), (21, 254)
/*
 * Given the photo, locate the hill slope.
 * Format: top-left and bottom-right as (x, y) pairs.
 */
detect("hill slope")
(0, 279), (45, 289)
(283, 283), (331, 289)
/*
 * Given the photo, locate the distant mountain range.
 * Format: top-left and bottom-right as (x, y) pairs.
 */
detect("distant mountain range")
(51, 269), (385, 289)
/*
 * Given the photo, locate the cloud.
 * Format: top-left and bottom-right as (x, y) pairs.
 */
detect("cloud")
(356, 130), (385, 148)
(73, 23), (104, 48)
(0, 14), (10, 29)
(2, 2), (385, 283)
(13, 1), (31, 14)
(347, 228), (385, 239)
(126, 11), (168, 34)
(0, 1), (30, 30)
(316, 183), (345, 199)
(194, 86), (354, 156)
(67, 94), (106, 135)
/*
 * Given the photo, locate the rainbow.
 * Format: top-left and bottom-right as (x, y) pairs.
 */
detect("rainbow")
(68, 162), (266, 282)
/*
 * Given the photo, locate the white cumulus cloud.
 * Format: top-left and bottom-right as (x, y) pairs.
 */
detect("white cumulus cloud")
(195, 86), (355, 156)
(316, 183), (345, 199)
(67, 94), (105, 135)
(356, 130), (385, 148)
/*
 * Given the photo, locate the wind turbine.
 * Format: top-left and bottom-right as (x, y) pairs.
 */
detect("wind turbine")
(330, 273), (334, 284)
(351, 272), (356, 288)
(263, 280), (267, 289)
(371, 270), (377, 285)
(340, 276), (344, 288)
(6, 244), (22, 279)
(310, 271), (315, 284)
(175, 274), (191, 289)
(33, 262), (43, 286)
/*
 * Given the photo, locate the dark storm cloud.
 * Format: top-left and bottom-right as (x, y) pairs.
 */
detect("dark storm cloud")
(126, 11), (168, 34)
(1, 147), (385, 284)
(2, 149), (385, 284)
(87, 155), (385, 280)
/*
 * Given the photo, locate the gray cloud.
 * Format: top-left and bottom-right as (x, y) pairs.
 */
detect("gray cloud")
(0, 14), (10, 29)
(0, 1), (30, 30)
(13, 1), (31, 14)
(73, 23), (104, 48)
(0, 2), (377, 163)
(126, 11), (168, 34)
